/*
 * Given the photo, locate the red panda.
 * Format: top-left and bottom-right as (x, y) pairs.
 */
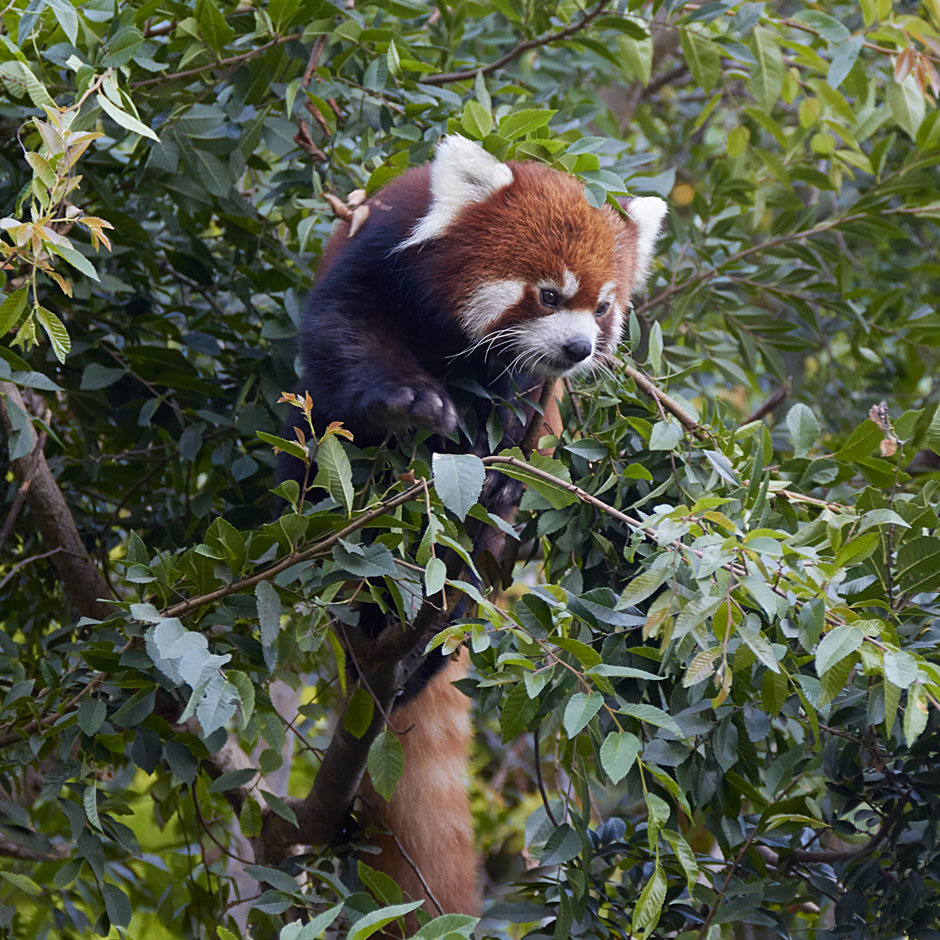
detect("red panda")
(292, 136), (666, 917)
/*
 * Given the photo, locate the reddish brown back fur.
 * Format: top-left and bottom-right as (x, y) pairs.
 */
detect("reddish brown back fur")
(356, 653), (479, 920)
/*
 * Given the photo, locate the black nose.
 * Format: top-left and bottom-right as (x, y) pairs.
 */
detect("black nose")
(562, 338), (592, 363)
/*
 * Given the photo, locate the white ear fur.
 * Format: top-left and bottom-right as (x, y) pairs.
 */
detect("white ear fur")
(625, 196), (668, 291)
(398, 136), (513, 250)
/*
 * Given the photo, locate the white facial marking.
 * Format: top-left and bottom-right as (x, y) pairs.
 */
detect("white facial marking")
(562, 268), (580, 297)
(398, 136), (513, 250)
(460, 279), (525, 338)
(514, 310), (600, 377)
(625, 196), (668, 291)
(597, 280), (618, 305)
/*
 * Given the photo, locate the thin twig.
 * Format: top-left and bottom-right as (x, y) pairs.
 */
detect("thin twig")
(533, 726), (559, 827)
(132, 33), (302, 88)
(421, 0), (613, 85)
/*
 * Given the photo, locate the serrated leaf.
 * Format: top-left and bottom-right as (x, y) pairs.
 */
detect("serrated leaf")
(738, 619), (780, 673)
(680, 27), (720, 92)
(0, 288), (28, 334)
(96, 91), (160, 141)
(367, 729), (404, 801)
(563, 691), (604, 737)
(884, 650), (919, 690)
(424, 555), (446, 596)
(196, 676), (238, 736)
(229, 670), (255, 728)
(621, 564), (670, 606)
(315, 434), (354, 514)
(35, 306), (70, 362)
(750, 27), (784, 112)
(887, 74), (925, 140)
(461, 100), (492, 139)
(619, 702), (682, 735)
(632, 863), (666, 935)
(432, 453), (485, 521)
(77, 698), (106, 736)
(786, 403), (819, 457)
(815, 624), (864, 674)
(927, 403), (940, 456)
(343, 687), (375, 739)
(255, 580), (283, 648)
(83, 785), (101, 830)
(600, 730), (640, 783)
(904, 683), (928, 745)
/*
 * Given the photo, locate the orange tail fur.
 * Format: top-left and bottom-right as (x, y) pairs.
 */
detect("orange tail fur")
(357, 651), (479, 917)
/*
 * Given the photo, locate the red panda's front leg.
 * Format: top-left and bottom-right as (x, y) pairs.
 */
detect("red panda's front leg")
(298, 311), (458, 441)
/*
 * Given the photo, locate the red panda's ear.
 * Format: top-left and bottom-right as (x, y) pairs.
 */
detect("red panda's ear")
(399, 136), (513, 249)
(620, 196), (668, 292)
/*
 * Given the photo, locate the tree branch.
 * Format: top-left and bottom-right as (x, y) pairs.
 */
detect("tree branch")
(421, 0), (613, 86)
(0, 382), (112, 619)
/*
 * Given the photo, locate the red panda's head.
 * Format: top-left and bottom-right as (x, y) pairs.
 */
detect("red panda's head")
(399, 136), (667, 378)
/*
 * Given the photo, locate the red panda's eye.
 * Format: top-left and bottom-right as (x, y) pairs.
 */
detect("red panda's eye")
(539, 288), (560, 308)
(595, 302), (610, 318)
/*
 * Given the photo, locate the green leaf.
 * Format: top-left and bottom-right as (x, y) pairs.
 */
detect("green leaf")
(833, 530), (880, 569)
(750, 27), (784, 112)
(343, 687), (375, 739)
(897, 537), (940, 594)
(260, 790), (298, 827)
(347, 901), (424, 940)
(0, 871), (42, 896)
(77, 698), (106, 736)
(209, 768), (257, 793)
(563, 691), (604, 737)
(786, 403), (819, 457)
(194, 0), (235, 52)
(649, 420), (681, 451)
(926, 403), (940, 456)
(50, 244), (99, 281)
(80, 363), (125, 390)
(737, 618), (780, 673)
(461, 100), (492, 139)
(887, 74), (925, 140)
(36, 306), (70, 362)
(257, 430), (307, 461)
(255, 580), (283, 648)
(0, 288), (28, 334)
(600, 730), (640, 783)
(904, 684), (928, 745)
(432, 453), (485, 521)
(680, 27), (720, 92)
(683, 647), (720, 687)
(367, 729), (405, 801)
(424, 556), (446, 596)
(884, 650), (919, 689)
(498, 108), (555, 140)
(103, 883), (132, 928)
(83, 785), (101, 830)
(619, 702), (682, 735)
(96, 92), (160, 141)
(827, 35), (863, 89)
(632, 863), (666, 935)
(663, 829), (699, 893)
(621, 564), (670, 606)
(815, 624), (864, 675)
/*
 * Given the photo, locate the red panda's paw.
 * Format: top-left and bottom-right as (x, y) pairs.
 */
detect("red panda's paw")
(377, 382), (458, 435)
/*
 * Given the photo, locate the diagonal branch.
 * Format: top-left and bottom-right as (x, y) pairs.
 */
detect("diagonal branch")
(422, 0), (614, 85)
(0, 382), (112, 619)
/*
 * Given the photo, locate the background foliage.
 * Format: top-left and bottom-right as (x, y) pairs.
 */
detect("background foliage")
(2, 0), (940, 937)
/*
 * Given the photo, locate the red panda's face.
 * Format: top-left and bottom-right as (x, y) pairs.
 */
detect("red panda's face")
(399, 137), (667, 378)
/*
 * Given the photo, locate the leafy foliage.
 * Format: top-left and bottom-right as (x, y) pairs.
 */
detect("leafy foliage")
(1, 0), (940, 938)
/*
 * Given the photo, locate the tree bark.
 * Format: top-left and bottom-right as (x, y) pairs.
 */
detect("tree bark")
(0, 381), (112, 620)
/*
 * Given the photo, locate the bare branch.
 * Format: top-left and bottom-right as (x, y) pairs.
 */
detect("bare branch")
(422, 0), (613, 86)
(0, 381), (112, 619)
